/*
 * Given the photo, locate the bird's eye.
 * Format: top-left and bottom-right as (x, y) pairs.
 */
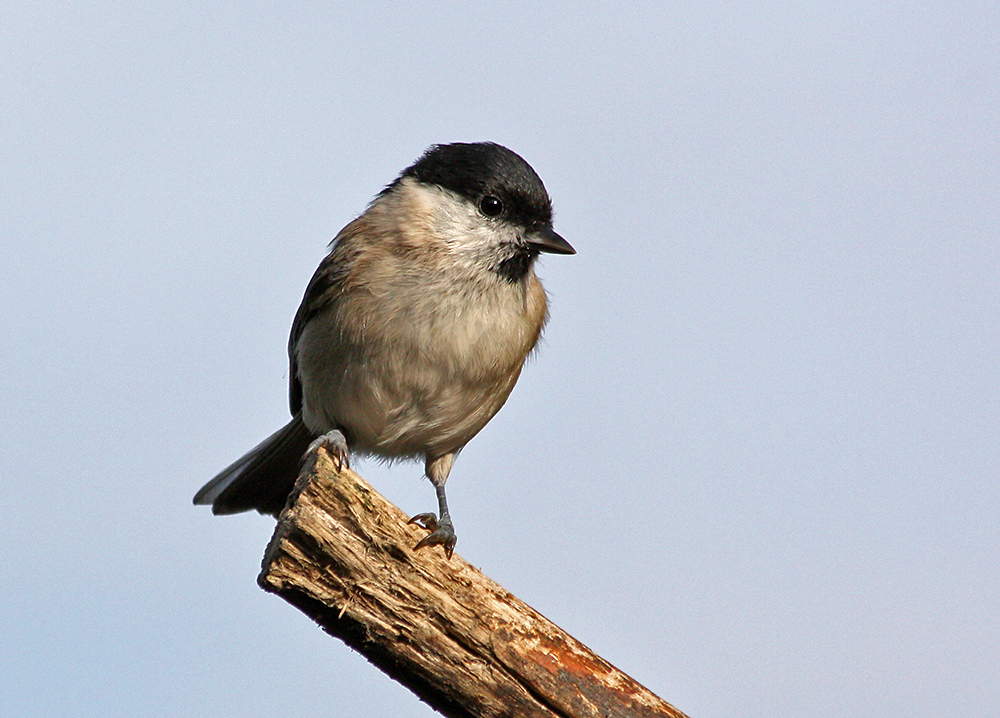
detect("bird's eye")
(479, 195), (504, 218)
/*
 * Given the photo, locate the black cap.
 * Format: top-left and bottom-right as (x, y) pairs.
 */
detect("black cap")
(391, 142), (556, 232)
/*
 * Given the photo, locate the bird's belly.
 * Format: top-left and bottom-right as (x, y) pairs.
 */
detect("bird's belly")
(297, 304), (533, 459)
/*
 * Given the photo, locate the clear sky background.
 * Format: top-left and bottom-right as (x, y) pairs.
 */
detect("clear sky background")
(2, 3), (997, 717)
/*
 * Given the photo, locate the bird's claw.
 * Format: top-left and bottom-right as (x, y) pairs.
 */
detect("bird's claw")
(305, 430), (350, 472)
(408, 513), (457, 559)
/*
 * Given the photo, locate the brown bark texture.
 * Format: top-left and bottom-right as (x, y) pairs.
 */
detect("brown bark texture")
(258, 447), (690, 718)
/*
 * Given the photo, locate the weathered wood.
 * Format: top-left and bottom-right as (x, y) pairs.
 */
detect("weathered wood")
(259, 448), (689, 718)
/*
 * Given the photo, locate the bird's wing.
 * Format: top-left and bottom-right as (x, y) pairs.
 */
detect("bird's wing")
(287, 219), (365, 415)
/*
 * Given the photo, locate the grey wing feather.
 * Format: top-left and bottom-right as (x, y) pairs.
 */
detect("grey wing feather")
(287, 230), (359, 415)
(194, 225), (362, 517)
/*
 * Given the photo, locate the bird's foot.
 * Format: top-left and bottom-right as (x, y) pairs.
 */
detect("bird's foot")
(408, 513), (457, 559)
(305, 429), (350, 472)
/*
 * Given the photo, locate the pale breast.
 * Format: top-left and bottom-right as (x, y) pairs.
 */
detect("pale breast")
(297, 264), (547, 459)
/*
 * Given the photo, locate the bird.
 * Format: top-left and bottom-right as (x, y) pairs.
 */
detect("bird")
(193, 142), (574, 558)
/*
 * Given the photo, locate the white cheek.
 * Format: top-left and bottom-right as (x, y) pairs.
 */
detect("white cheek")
(412, 183), (518, 261)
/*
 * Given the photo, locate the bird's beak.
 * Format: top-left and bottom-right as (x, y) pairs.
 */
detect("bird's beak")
(528, 227), (576, 255)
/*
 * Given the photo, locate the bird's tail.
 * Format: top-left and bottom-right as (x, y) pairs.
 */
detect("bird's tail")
(193, 415), (314, 518)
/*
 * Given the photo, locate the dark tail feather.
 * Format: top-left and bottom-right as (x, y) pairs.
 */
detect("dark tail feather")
(193, 415), (314, 518)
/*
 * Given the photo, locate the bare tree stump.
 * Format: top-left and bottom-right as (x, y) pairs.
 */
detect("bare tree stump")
(259, 448), (689, 718)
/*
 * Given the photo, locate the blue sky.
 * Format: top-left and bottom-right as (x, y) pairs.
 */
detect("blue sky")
(2, 3), (997, 716)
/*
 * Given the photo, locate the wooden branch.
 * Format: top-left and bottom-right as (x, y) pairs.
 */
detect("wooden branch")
(259, 448), (689, 718)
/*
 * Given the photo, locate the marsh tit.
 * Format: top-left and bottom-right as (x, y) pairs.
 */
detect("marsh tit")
(193, 142), (575, 558)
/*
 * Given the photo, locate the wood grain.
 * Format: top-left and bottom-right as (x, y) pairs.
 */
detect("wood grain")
(259, 448), (689, 718)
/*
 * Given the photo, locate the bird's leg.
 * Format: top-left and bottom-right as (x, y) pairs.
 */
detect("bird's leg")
(410, 482), (455, 556)
(409, 453), (457, 559)
(305, 429), (350, 472)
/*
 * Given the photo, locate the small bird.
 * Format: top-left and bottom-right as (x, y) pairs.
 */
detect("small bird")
(193, 142), (574, 557)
